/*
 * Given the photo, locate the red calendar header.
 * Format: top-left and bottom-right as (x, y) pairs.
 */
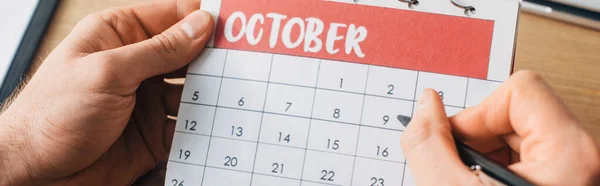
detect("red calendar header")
(213, 0), (495, 79)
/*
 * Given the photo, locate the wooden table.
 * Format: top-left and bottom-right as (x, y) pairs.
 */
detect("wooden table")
(37, 0), (600, 142)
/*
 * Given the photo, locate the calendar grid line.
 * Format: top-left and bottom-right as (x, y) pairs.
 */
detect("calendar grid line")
(299, 179), (344, 186)
(175, 131), (409, 164)
(403, 71), (421, 185)
(169, 160), (204, 167)
(351, 122), (405, 132)
(352, 154), (407, 165)
(410, 71), (421, 118)
(180, 99), (464, 116)
(400, 161), (408, 186)
(249, 52), (275, 185)
(206, 165), (302, 183)
(463, 78), (471, 108)
(349, 65), (371, 186)
(201, 48), (505, 83)
(299, 59), (322, 186)
(199, 49), (229, 186)
(180, 101), (410, 132)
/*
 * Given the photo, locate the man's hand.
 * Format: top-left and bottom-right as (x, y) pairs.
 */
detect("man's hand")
(0, 0), (213, 185)
(401, 71), (600, 185)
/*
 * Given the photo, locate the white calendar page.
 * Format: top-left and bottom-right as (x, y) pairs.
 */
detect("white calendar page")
(166, 0), (520, 185)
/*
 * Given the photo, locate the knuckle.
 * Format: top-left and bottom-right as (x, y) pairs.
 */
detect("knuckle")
(149, 33), (180, 58)
(81, 8), (122, 26)
(98, 8), (140, 35)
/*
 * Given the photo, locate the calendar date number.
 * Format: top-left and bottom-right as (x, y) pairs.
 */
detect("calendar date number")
(327, 139), (340, 150)
(272, 163), (284, 174)
(231, 126), (243, 137)
(178, 149), (191, 160)
(320, 170), (335, 181)
(278, 132), (291, 143)
(171, 179), (185, 186)
(192, 91), (200, 101)
(382, 115), (389, 125)
(333, 108), (341, 119)
(376, 146), (389, 157)
(238, 97), (245, 106)
(370, 177), (385, 186)
(224, 156), (238, 167)
(184, 120), (197, 131)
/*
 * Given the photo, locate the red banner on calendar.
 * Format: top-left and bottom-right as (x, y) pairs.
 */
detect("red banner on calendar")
(213, 0), (495, 79)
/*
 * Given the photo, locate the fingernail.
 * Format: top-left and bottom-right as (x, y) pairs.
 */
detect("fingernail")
(180, 10), (211, 39)
(417, 89), (431, 108)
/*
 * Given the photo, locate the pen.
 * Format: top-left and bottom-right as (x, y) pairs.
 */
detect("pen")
(397, 115), (534, 186)
(521, 0), (600, 30)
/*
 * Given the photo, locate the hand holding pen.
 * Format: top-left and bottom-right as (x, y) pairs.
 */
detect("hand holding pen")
(399, 71), (600, 186)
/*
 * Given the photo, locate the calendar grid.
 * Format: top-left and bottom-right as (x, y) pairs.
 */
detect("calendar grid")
(170, 48), (504, 186)
(164, 0), (523, 180)
(249, 52), (275, 185)
(199, 50), (229, 186)
(348, 65), (371, 186)
(299, 59), (323, 185)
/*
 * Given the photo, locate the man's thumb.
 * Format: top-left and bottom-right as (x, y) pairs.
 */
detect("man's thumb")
(104, 10), (214, 82)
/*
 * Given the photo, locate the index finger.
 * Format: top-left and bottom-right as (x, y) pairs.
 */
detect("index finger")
(449, 70), (578, 152)
(128, 0), (201, 36)
(76, 0), (201, 46)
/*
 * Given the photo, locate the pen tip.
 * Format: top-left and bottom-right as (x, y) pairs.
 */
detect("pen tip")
(397, 115), (411, 127)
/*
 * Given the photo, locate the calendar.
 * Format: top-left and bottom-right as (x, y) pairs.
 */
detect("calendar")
(166, 0), (520, 185)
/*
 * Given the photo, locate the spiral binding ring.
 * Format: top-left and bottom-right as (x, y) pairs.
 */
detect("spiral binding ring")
(353, 0), (474, 15)
(353, 0), (419, 9)
(398, 0), (420, 9)
(450, 0), (477, 16)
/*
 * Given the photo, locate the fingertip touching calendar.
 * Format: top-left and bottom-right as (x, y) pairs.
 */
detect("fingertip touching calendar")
(166, 0), (520, 185)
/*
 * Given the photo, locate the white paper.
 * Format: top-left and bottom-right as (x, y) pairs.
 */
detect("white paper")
(166, 0), (521, 185)
(0, 0), (39, 86)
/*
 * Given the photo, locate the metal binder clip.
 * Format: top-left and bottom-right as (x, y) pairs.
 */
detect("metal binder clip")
(398, 0), (419, 9)
(450, 0), (477, 16)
